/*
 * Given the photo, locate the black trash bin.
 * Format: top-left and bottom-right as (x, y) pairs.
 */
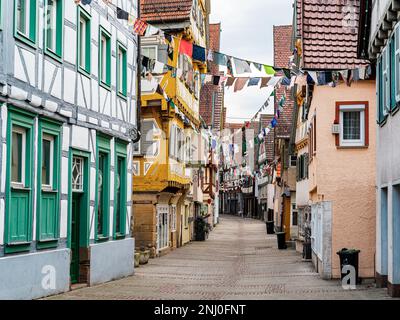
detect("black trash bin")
(194, 217), (206, 241)
(266, 221), (275, 234)
(276, 232), (287, 250)
(303, 241), (312, 260)
(337, 248), (361, 284)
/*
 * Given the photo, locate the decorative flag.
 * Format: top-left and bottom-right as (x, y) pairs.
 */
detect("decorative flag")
(219, 76), (228, 86)
(214, 52), (228, 66)
(308, 71), (318, 84)
(267, 76), (282, 87)
(116, 7), (129, 20)
(133, 19), (148, 36)
(193, 45), (206, 62)
(225, 77), (236, 87)
(200, 74), (206, 85)
(264, 65), (276, 75)
(145, 25), (160, 37)
(213, 76), (221, 86)
(271, 118), (278, 128)
(234, 78), (249, 92)
(226, 57), (234, 76)
(282, 77), (291, 86)
(248, 78), (261, 87)
(233, 58), (252, 74)
(253, 63), (263, 72)
(207, 49), (214, 62)
(205, 74), (213, 83)
(153, 61), (165, 74)
(260, 77), (270, 88)
(179, 39), (193, 57)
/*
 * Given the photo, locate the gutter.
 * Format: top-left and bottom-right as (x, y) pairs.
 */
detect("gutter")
(133, 0), (142, 144)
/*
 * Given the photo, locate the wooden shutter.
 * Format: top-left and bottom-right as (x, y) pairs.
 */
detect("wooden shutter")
(305, 153), (309, 179)
(395, 26), (400, 104)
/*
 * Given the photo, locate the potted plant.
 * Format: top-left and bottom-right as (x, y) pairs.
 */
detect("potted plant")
(139, 245), (150, 265)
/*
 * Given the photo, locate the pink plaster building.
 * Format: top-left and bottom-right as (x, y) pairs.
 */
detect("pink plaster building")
(293, 0), (376, 280)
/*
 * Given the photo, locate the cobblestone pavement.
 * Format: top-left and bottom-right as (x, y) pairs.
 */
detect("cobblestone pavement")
(48, 216), (394, 300)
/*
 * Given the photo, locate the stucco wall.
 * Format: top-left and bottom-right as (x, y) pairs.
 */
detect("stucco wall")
(0, 249), (70, 300)
(309, 81), (376, 278)
(90, 238), (134, 286)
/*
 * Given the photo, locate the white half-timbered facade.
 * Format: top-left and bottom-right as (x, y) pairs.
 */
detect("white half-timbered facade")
(0, 0), (139, 299)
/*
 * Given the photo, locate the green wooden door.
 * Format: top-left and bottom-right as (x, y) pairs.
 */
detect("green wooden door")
(70, 193), (81, 284)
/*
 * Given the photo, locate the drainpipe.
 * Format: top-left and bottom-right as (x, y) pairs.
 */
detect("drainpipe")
(132, 0), (142, 144)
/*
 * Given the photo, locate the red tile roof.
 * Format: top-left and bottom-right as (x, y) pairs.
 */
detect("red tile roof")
(297, 0), (369, 70)
(140, 0), (193, 24)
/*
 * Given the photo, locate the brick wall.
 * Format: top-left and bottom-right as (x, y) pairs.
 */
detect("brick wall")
(200, 23), (224, 130)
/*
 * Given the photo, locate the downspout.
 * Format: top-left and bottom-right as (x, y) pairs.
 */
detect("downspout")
(133, 0), (142, 144)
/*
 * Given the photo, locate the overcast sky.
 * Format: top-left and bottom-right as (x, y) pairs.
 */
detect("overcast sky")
(210, 0), (294, 123)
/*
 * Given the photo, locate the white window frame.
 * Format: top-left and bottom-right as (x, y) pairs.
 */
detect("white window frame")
(46, 0), (58, 52)
(79, 16), (86, 69)
(339, 104), (366, 147)
(11, 126), (26, 186)
(170, 205), (177, 232)
(72, 156), (84, 192)
(100, 34), (107, 83)
(143, 119), (160, 158)
(142, 45), (157, 60)
(17, 0), (31, 37)
(42, 133), (54, 189)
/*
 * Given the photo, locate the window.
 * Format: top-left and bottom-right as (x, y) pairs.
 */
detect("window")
(37, 119), (61, 245)
(6, 109), (35, 253)
(290, 155), (297, 167)
(169, 124), (185, 162)
(96, 136), (110, 239)
(296, 153), (309, 182)
(15, 0), (37, 45)
(292, 204), (298, 226)
(170, 205), (177, 232)
(117, 42), (127, 97)
(45, 0), (63, 59)
(41, 134), (54, 188)
(77, 7), (91, 75)
(114, 141), (127, 237)
(142, 46), (157, 60)
(72, 157), (84, 191)
(337, 103), (368, 147)
(141, 119), (160, 158)
(11, 126), (26, 185)
(99, 27), (111, 88)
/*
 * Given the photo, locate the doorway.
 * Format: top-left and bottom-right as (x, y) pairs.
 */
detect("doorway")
(69, 153), (90, 284)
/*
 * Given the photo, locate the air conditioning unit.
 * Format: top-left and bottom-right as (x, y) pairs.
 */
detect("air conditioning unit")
(332, 124), (340, 135)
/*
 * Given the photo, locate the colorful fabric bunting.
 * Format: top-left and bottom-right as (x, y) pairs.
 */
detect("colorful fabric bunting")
(179, 39), (193, 57)
(133, 19), (148, 36)
(260, 77), (270, 88)
(207, 50), (214, 62)
(193, 45), (206, 62)
(264, 65), (276, 75)
(226, 77), (236, 87)
(117, 7), (129, 20)
(214, 52), (228, 66)
(233, 58), (252, 74)
(234, 78), (249, 92)
(248, 78), (261, 87)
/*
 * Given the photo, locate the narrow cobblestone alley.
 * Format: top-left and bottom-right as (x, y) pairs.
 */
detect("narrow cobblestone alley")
(48, 216), (393, 300)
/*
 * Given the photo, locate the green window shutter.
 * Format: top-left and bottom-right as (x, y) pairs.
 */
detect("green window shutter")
(114, 140), (128, 238)
(390, 36), (396, 109)
(36, 119), (62, 245)
(296, 158), (299, 182)
(96, 135), (111, 240)
(6, 108), (35, 251)
(305, 153), (309, 179)
(395, 26), (400, 105)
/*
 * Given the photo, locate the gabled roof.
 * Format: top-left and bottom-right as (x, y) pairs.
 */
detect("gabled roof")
(297, 0), (369, 70)
(140, 0), (193, 24)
